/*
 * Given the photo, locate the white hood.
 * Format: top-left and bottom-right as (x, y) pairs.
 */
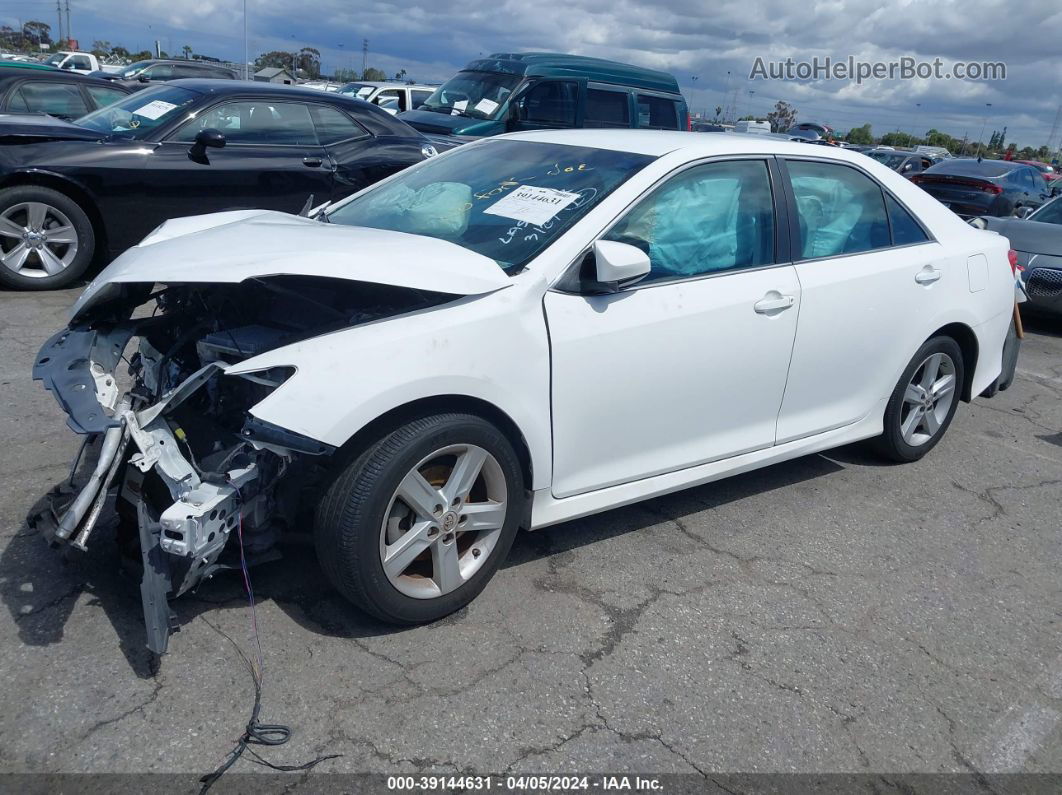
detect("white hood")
(71, 210), (511, 320)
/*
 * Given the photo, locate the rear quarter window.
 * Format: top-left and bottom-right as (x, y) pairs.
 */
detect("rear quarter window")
(636, 94), (680, 130)
(585, 89), (630, 129)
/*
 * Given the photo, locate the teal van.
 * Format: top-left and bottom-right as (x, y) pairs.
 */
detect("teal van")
(398, 52), (688, 138)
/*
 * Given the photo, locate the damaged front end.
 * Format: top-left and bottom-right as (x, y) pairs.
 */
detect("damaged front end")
(32, 275), (448, 654)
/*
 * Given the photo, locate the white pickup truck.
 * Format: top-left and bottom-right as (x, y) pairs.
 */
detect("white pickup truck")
(41, 51), (106, 74)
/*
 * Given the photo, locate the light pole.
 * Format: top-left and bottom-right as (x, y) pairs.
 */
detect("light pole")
(975, 103), (992, 158)
(690, 75), (698, 118)
(243, 0), (248, 80)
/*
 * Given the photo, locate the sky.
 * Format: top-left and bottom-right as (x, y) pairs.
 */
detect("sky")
(4, 0), (1061, 150)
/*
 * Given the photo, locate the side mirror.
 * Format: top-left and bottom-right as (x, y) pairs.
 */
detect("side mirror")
(967, 217), (988, 229)
(137, 74), (150, 83)
(188, 128), (225, 162)
(1051, 185), (1061, 197)
(591, 240), (651, 292)
(1013, 206), (1035, 219)
(62, 62), (77, 70)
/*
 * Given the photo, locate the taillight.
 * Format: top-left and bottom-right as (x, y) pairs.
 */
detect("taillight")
(1007, 249), (1023, 274)
(686, 115), (692, 131)
(909, 175), (923, 184)
(983, 184), (1003, 195)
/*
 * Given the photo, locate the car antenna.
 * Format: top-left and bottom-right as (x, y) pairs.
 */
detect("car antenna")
(298, 194), (315, 217)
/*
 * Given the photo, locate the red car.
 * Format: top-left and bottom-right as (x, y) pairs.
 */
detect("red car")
(1015, 160), (1061, 182)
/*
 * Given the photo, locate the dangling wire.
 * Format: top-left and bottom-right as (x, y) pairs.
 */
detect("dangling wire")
(198, 487), (340, 793)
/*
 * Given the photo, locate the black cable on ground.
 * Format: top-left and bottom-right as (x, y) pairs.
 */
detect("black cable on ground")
(198, 495), (341, 793)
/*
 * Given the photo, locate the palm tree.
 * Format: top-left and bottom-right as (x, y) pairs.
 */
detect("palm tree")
(181, 44), (192, 60)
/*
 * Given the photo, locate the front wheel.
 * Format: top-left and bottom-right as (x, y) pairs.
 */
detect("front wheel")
(0, 186), (96, 290)
(315, 413), (525, 624)
(873, 336), (964, 463)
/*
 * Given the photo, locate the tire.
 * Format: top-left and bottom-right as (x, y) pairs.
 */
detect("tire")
(315, 413), (526, 624)
(872, 336), (965, 463)
(0, 185), (95, 290)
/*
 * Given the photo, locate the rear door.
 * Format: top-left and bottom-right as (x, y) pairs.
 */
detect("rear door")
(774, 157), (945, 442)
(309, 104), (416, 202)
(146, 98), (333, 228)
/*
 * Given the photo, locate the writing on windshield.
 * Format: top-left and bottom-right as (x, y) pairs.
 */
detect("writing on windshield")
(327, 140), (653, 271)
(419, 71), (521, 120)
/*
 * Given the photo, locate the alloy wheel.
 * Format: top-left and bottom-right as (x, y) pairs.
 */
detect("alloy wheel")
(0, 202), (79, 279)
(900, 352), (957, 446)
(379, 444), (508, 599)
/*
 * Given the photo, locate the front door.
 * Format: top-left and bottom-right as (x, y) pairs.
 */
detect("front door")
(145, 98), (334, 233)
(545, 158), (800, 498)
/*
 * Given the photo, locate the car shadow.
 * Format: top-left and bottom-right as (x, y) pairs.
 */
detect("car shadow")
(1, 451), (845, 676)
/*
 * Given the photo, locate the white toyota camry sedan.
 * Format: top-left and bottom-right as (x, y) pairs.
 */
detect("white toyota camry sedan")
(34, 130), (1020, 652)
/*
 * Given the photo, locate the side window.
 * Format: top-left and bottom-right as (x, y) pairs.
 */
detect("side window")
(11, 82), (89, 118)
(145, 64), (174, 80)
(85, 85), (128, 109)
(69, 55), (92, 70)
(411, 90), (432, 109)
(173, 65), (204, 79)
(636, 95), (679, 129)
(603, 160), (775, 284)
(374, 89), (405, 111)
(520, 81), (578, 126)
(310, 105), (369, 144)
(585, 89), (629, 129)
(885, 194), (929, 246)
(171, 101), (318, 145)
(787, 160), (890, 258)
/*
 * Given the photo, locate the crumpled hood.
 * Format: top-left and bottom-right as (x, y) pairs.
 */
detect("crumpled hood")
(71, 210), (511, 320)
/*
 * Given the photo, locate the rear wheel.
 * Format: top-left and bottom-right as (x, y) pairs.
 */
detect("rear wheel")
(315, 413), (525, 624)
(873, 336), (964, 463)
(0, 186), (95, 290)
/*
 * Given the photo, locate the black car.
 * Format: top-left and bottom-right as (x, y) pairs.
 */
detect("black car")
(0, 65), (131, 121)
(910, 158), (1056, 218)
(978, 197), (1062, 316)
(87, 59), (237, 90)
(0, 80), (435, 289)
(865, 149), (935, 178)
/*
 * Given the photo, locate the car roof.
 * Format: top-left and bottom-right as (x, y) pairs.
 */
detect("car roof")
(165, 78), (374, 99)
(343, 81), (435, 89)
(0, 62), (61, 72)
(497, 128), (890, 160)
(462, 52), (681, 95)
(0, 66), (132, 87)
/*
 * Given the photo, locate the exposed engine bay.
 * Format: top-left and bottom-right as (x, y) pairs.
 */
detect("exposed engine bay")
(31, 275), (450, 654)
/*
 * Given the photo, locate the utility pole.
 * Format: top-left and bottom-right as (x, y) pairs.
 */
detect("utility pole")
(64, 0), (70, 47)
(361, 38), (368, 75)
(975, 103), (992, 158)
(55, 0), (63, 49)
(243, 0), (248, 80)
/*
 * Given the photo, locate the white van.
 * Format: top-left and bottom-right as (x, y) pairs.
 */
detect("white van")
(734, 119), (771, 135)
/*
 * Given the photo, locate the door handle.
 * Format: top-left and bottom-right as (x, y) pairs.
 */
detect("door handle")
(915, 267), (942, 285)
(302, 157), (323, 167)
(753, 293), (795, 314)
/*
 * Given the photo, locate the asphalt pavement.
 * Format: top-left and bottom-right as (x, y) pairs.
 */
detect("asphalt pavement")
(1, 287), (1060, 785)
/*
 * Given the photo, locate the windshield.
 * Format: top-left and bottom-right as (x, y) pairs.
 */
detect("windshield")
(115, 60), (154, 78)
(75, 85), (199, 138)
(338, 83), (375, 99)
(1029, 197), (1062, 225)
(419, 71), (521, 120)
(326, 140), (654, 270)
